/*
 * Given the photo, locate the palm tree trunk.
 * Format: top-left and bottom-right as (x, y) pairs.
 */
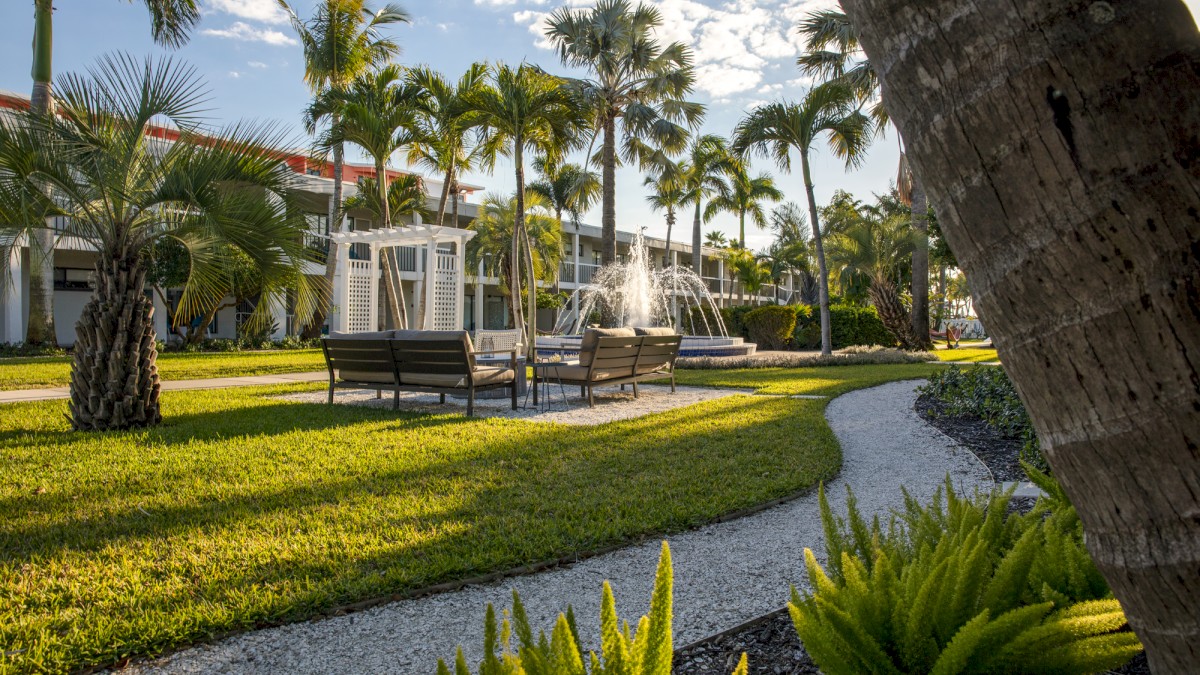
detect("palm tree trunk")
(844, 0), (1200, 667)
(664, 207), (675, 266)
(909, 171), (932, 348)
(739, 211), (746, 249)
(70, 252), (161, 431)
(800, 152), (832, 355)
(375, 159), (406, 329)
(868, 277), (919, 349)
(26, 0), (57, 347)
(511, 143), (526, 347)
(691, 200), (703, 274)
(436, 165), (452, 226)
(600, 114), (617, 267)
(301, 128), (346, 339)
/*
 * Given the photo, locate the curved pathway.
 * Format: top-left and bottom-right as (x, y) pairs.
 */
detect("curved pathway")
(125, 380), (991, 675)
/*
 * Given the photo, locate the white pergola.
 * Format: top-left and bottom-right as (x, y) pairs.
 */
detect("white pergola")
(329, 225), (476, 333)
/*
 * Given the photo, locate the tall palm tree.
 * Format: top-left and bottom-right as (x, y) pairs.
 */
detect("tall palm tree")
(528, 158), (601, 230)
(466, 63), (585, 352)
(798, 5), (933, 349)
(732, 83), (871, 355)
(643, 159), (686, 266)
(278, 0), (410, 335)
(704, 157), (783, 249)
(825, 210), (921, 348)
(0, 55), (319, 430)
(465, 192), (563, 328)
(24, 0), (202, 347)
(405, 63), (489, 227)
(679, 135), (733, 275)
(341, 174), (433, 225)
(545, 0), (704, 266)
(308, 64), (423, 329)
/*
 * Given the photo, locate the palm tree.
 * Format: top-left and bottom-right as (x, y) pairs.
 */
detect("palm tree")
(798, 5), (933, 349)
(307, 64), (424, 329)
(704, 230), (729, 249)
(465, 192), (563, 328)
(770, 202), (817, 305)
(732, 83), (871, 355)
(0, 55), (319, 430)
(643, 159), (687, 267)
(23, 0), (201, 347)
(725, 248), (770, 305)
(825, 210), (921, 348)
(342, 173), (433, 225)
(678, 135), (733, 275)
(278, 0), (410, 335)
(545, 0), (704, 266)
(528, 158), (601, 229)
(466, 63), (585, 352)
(704, 157), (783, 249)
(405, 63), (489, 227)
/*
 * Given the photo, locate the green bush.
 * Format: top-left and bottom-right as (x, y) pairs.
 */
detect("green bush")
(744, 305), (799, 350)
(790, 473), (1139, 674)
(685, 304), (725, 337)
(919, 366), (1045, 472)
(161, 336), (324, 353)
(0, 342), (68, 358)
(720, 305), (758, 340)
(439, 542), (748, 675)
(792, 304), (895, 349)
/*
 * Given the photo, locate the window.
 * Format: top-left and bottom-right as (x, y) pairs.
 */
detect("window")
(578, 244), (583, 255)
(53, 268), (94, 291)
(304, 213), (329, 236)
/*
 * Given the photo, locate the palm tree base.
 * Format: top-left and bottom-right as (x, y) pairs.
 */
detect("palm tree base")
(69, 258), (162, 431)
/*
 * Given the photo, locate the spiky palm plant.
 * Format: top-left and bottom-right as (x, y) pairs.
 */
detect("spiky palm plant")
(341, 173), (433, 225)
(732, 83), (871, 355)
(643, 158), (687, 266)
(0, 55), (320, 430)
(704, 157), (783, 250)
(466, 63), (585, 351)
(544, 0), (704, 267)
(678, 135), (733, 274)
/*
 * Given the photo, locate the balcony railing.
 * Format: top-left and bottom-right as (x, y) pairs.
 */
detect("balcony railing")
(578, 263), (599, 284)
(559, 261), (575, 282)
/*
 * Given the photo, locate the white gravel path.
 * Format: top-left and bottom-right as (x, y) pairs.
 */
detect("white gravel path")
(121, 379), (991, 675)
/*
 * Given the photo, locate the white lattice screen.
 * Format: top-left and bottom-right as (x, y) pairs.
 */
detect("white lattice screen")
(347, 259), (373, 332)
(432, 252), (458, 330)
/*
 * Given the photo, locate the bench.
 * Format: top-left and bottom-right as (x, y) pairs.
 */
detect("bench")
(551, 332), (682, 407)
(321, 330), (518, 416)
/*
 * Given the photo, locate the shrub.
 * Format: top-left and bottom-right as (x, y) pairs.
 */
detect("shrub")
(685, 304), (725, 337)
(438, 542), (748, 675)
(676, 346), (935, 370)
(790, 474), (1139, 674)
(0, 342), (68, 358)
(720, 305), (758, 340)
(744, 305), (798, 350)
(792, 304), (896, 350)
(919, 365), (1045, 472)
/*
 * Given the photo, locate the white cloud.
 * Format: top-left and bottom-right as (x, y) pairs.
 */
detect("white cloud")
(206, 0), (290, 25)
(513, 10), (555, 50)
(247, 60), (268, 69)
(228, 71), (242, 79)
(477, 0), (546, 5)
(201, 21), (297, 46)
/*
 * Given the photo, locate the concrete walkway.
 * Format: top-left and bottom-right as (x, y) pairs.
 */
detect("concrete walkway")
(0, 371), (326, 403)
(122, 380), (992, 675)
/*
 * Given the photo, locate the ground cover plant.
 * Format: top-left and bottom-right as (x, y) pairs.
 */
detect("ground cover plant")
(918, 365), (1042, 471)
(1, 377), (847, 673)
(677, 346), (934, 371)
(790, 475), (1140, 674)
(0, 349), (325, 391)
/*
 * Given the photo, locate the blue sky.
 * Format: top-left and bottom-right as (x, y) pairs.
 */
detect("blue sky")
(1, 1), (1198, 252)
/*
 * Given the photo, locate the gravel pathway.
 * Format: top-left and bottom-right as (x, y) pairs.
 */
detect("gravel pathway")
(121, 380), (990, 675)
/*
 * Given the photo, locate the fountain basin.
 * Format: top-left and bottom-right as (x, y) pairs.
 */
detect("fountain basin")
(536, 334), (756, 359)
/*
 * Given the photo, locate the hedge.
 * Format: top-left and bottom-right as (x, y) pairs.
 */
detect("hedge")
(744, 305), (798, 350)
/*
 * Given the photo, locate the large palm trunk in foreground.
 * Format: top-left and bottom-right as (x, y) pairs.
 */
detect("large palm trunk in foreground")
(843, 0), (1200, 669)
(70, 254), (161, 430)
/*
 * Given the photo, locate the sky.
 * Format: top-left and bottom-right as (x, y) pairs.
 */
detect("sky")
(1, 0), (1198, 253)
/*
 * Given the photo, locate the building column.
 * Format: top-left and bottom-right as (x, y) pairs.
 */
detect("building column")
(3, 244), (25, 343)
(367, 242), (379, 332)
(453, 237), (465, 330)
(717, 257), (725, 309)
(475, 257), (485, 333)
(332, 237), (351, 333)
(423, 239), (437, 330)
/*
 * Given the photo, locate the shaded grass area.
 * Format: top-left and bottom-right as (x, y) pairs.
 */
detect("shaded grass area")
(934, 348), (1000, 363)
(1, 382), (840, 674)
(672, 363), (946, 396)
(0, 350), (325, 391)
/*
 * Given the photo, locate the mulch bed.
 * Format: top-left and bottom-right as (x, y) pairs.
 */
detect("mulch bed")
(914, 393), (1026, 482)
(673, 395), (1150, 675)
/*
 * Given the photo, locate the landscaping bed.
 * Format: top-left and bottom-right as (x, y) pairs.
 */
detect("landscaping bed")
(673, 609), (818, 675)
(915, 392), (1025, 481)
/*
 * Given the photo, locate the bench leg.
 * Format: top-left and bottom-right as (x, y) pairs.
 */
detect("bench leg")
(393, 389), (400, 410)
(620, 384), (625, 391)
(328, 380), (335, 405)
(632, 381), (639, 398)
(377, 389), (382, 399)
(587, 385), (595, 408)
(468, 389), (475, 417)
(510, 381), (517, 411)
(671, 374), (676, 393)
(439, 393), (446, 404)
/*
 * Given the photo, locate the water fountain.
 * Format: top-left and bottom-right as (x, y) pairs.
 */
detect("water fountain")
(538, 232), (756, 357)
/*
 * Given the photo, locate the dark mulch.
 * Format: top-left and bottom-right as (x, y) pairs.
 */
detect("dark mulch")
(914, 393), (1025, 481)
(673, 610), (818, 675)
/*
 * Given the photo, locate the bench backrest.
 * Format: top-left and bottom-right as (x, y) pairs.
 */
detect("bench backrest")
(390, 338), (473, 378)
(322, 338), (398, 382)
(635, 334), (682, 373)
(589, 335), (644, 379)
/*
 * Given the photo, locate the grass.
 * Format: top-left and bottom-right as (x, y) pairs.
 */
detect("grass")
(0, 363), (944, 673)
(934, 348), (999, 363)
(0, 350), (325, 391)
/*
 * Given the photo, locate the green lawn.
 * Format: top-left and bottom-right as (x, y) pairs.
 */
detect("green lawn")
(0, 350), (325, 391)
(0, 363), (942, 674)
(934, 348), (1000, 363)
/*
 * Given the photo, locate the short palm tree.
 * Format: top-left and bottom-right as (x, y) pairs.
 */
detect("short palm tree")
(726, 248), (771, 305)
(770, 202), (817, 304)
(465, 192), (563, 327)
(342, 174), (433, 225)
(545, 0), (704, 266)
(24, 0), (202, 347)
(528, 158), (601, 229)
(704, 230), (729, 249)
(704, 157), (783, 249)
(405, 63), (489, 227)
(278, 0), (410, 334)
(825, 211), (921, 348)
(643, 159), (687, 266)
(0, 55), (319, 430)
(308, 64), (424, 329)
(732, 83), (871, 355)
(466, 63), (585, 351)
(679, 135), (733, 274)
